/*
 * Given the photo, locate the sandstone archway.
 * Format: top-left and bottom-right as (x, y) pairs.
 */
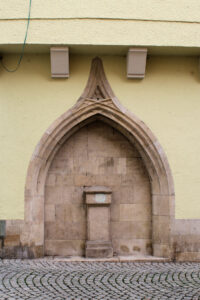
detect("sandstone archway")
(23, 57), (175, 258)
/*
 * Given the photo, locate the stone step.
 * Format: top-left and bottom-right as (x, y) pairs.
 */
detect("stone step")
(86, 247), (113, 258)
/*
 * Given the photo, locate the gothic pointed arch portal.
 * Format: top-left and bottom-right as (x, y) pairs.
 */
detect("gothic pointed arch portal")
(23, 57), (175, 258)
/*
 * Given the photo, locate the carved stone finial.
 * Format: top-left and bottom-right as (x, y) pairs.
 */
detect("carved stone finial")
(78, 57), (116, 101)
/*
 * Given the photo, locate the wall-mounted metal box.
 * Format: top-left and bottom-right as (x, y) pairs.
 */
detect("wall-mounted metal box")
(127, 48), (147, 79)
(50, 47), (69, 78)
(0, 220), (6, 237)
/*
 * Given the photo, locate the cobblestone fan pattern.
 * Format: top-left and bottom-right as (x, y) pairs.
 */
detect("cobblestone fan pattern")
(0, 260), (200, 299)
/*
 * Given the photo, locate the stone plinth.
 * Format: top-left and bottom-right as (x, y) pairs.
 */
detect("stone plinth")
(84, 186), (113, 258)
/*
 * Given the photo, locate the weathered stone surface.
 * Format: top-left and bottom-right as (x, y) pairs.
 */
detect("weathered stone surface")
(44, 121), (152, 256)
(6, 220), (23, 236)
(45, 173), (56, 186)
(45, 240), (85, 256)
(62, 186), (77, 203)
(120, 203), (151, 221)
(116, 186), (135, 204)
(4, 235), (20, 247)
(153, 243), (171, 258)
(86, 241), (113, 258)
(74, 174), (96, 186)
(133, 180), (151, 204)
(44, 204), (55, 222)
(112, 238), (152, 255)
(110, 204), (120, 221)
(175, 252), (200, 262)
(152, 195), (170, 216)
(153, 215), (170, 244)
(45, 186), (62, 204)
(87, 206), (110, 241)
(111, 221), (151, 240)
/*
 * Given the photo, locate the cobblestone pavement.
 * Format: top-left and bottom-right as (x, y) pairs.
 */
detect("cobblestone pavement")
(0, 260), (200, 299)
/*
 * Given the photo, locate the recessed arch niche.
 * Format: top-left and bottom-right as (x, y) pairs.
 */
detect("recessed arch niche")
(23, 57), (175, 258)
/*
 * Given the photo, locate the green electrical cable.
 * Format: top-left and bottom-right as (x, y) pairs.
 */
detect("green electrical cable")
(1, 0), (32, 72)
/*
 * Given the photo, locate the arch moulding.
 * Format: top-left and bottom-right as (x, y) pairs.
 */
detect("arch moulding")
(23, 57), (175, 258)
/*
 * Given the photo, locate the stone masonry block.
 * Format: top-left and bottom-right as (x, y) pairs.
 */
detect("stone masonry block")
(64, 204), (86, 223)
(110, 204), (120, 221)
(120, 204), (151, 221)
(74, 175), (96, 186)
(64, 222), (87, 240)
(88, 206), (109, 241)
(46, 173), (56, 186)
(152, 195), (170, 216)
(111, 221), (151, 240)
(45, 204), (55, 222)
(112, 238), (152, 255)
(45, 240), (85, 256)
(4, 235), (20, 247)
(62, 186), (76, 203)
(45, 186), (62, 204)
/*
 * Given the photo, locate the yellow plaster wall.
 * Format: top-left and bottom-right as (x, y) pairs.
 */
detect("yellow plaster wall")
(1, 19), (200, 49)
(1, 1), (200, 49)
(1, 0), (200, 22)
(0, 54), (200, 219)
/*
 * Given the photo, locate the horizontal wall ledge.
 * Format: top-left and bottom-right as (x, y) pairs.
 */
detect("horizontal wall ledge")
(1, 44), (200, 56)
(0, 19), (200, 50)
(1, 0), (200, 23)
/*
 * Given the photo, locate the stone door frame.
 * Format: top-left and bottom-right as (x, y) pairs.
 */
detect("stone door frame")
(23, 57), (175, 258)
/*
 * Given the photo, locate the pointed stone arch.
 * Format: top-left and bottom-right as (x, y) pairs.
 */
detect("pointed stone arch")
(23, 57), (175, 258)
